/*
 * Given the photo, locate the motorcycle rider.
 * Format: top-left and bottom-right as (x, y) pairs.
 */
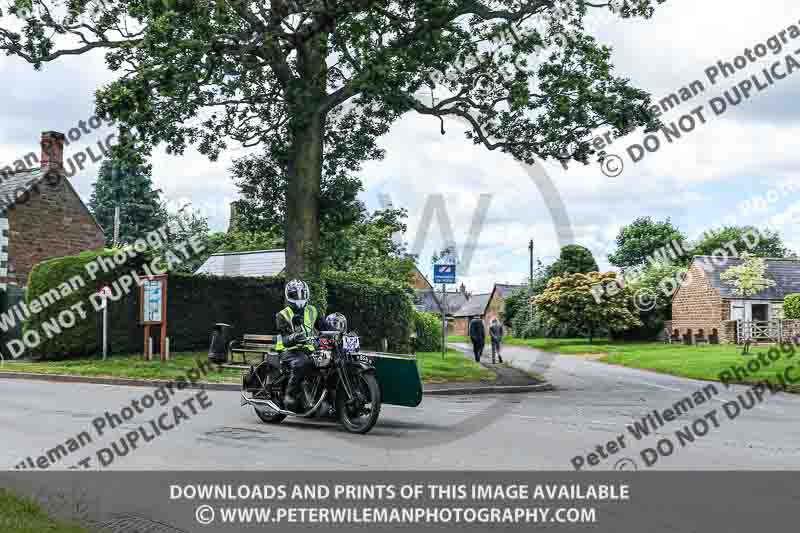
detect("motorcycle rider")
(275, 279), (323, 412)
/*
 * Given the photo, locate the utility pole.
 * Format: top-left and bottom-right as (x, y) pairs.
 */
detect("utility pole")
(113, 206), (121, 247)
(441, 283), (447, 360)
(528, 239), (534, 284)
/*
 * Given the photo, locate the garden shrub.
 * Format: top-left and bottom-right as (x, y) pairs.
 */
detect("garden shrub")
(413, 311), (443, 352)
(784, 294), (800, 319)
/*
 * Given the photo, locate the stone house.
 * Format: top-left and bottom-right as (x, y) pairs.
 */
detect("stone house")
(0, 132), (105, 288)
(451, 283), (526, 337)
(667, 255), (800, 344)
(485, 284), (526, 335)
(451, 293), (492, 337)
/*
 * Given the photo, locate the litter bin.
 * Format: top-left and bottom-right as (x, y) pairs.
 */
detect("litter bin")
(208, 323), (233, 364)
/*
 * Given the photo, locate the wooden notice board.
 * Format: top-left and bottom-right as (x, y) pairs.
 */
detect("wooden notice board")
(139, 275), (168, 361)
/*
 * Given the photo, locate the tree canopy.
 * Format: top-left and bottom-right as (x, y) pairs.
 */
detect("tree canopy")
(548, 244), (598, 277)
(691, 226), (791, 259)
(1, 0), (665, 275)
(608, 216), (686, 269)
(534, 271), (641, 343)
(719, 252), (776, 297)
(89, 152), (165, 246)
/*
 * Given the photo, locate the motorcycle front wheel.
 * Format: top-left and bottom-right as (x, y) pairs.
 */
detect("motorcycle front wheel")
(336, 372), (381, 434)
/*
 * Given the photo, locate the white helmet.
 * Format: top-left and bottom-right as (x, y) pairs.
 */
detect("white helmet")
(285, 279), (310, 309)
(325, 312), (348, 333)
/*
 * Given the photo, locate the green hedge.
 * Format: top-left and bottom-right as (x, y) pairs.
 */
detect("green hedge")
(785, 294), (800, 319)
(324, 271), (413, 353)
(24, 252), (413, 359)
(23, 250), (148, 358)
(413, 311), (443, 352)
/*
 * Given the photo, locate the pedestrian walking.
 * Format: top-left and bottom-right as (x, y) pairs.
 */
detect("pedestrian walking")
(489, 318), (504, 364)
(468, 316), (486, 363)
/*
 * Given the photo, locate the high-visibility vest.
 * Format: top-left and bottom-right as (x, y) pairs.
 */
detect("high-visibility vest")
(275, 305), (318, 352)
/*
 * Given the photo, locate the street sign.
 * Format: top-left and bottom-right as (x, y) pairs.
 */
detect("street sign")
(433, 263), (456, 284)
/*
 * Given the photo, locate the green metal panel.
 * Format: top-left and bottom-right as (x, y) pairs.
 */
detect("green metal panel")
(361, 352), (423, 407)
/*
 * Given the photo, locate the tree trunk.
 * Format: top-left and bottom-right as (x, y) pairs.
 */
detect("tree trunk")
(284, 31), (328, 278)
(285, 112), (324, 277)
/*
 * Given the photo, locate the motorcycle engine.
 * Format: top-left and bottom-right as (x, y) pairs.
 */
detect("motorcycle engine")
(312, 350), (333, 368)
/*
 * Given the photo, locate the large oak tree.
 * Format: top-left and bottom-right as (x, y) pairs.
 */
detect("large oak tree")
(1, 0), (664, 275)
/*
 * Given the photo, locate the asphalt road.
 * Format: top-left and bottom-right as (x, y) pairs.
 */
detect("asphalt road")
(2, 345), (800, 470)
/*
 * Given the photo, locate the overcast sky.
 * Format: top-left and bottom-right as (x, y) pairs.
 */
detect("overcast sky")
(2, 0), (800, 293)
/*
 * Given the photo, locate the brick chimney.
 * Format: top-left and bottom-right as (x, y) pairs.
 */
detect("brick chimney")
(40, 131), (65, 172)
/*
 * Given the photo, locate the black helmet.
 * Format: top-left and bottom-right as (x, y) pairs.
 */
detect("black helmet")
(285, 279), (310, 310)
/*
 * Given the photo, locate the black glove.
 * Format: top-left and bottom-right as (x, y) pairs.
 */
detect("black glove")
(286, 332), (307, 347)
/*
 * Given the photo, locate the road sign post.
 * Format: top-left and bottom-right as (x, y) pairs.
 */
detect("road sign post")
(99, 285), (112, 360)
(434, 262), (457, 360)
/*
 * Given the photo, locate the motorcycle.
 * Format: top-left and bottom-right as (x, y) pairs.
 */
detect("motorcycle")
(240, 321), (382, 434)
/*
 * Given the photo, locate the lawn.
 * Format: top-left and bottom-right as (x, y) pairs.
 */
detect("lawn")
(506, 337), (613, 355)
(505, 337), (800, 391)
(0, 489), (90, 533)
(0, 352), (243, 383)
(417, 349), (495, 384)
(0, 350), (494, 385)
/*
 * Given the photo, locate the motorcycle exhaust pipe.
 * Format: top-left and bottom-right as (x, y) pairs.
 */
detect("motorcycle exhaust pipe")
(241, 391), (328, 418)
(240, 393), (292, 415)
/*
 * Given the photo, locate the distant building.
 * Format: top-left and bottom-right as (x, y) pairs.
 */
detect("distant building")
(195, 248), (286, 278)
(0, 131), (105, 288)
(668, 255), (800, 343)
(451, 293), (492, 336)
(451, 283), (526, 337)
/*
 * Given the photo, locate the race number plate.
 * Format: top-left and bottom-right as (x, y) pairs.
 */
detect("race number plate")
(343, 335), (360, 352)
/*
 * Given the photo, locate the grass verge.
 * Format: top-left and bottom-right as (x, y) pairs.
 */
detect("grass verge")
(417, 349), (495, 384)
(506, 338), (800, 391)
(505, 337), (612, 355)
(0, 352), (242, 383)
(0, 489), (90, 533)
(1, 350), (494, 385)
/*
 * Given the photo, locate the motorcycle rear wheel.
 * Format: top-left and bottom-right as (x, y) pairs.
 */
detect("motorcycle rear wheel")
(336, 372), (381, 434)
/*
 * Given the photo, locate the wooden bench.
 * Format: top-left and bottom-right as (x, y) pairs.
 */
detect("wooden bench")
(228, 334), (278, 367)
